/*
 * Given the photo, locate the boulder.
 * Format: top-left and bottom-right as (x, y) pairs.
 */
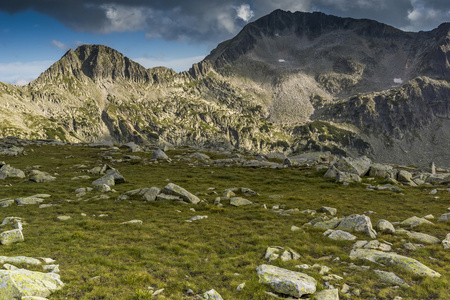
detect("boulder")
(240, 187), (258, 196)
(400, 216), (434, 228)
(377, 219), (395, 234)
(230, 197), (252, 207)
(324, 229), (356, 241)
(314, 288), (339, 300)
(0, 269), (63, 298)
(317, 206), (337, 216)
(91, 175), (115, 187)
(336, 214), (377, 239)
(369, 164), (397, 179)
(333, 156), (371, 176)
(28, 170), (56, 183)
(0, 146), (24, 156)
(93, 184), (111, 193)
(256, 264), (317, 298)
(152, 149), (169, 160)
(0, 199), (14, 207)
(0, 164), (25, 178)
(162, 183), (200, 204)
(201, 289), (223, 300)
(0, 256), (42, 265)
(397, 170), (414, 184)
(406, 231), (440, 244)
(442, 233), (450, 249)
(373, 269), (408, 287)
(313, 219), (341, 230)
(336, 172), (361, 183)
(15, 197), (46, 205)
(437, 213), (450, 223)
(350, 249), (441, 277)
(119, 142), (142, 152)
(187, 152), (210, 161)
(0, 229), (24, 245)
(323, 165), (339, 179)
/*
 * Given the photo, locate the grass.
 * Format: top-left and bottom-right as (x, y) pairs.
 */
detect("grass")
(0, 143), (449, 299)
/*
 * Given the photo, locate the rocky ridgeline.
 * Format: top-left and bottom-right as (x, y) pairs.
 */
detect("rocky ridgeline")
(1, 10), (449, 167)
(0, 137), (450, 298)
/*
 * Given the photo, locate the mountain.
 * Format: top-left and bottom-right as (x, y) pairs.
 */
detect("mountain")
(0, 10), (449, 167)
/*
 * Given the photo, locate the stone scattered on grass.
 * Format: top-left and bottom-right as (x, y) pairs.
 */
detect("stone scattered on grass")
(442, 233), (450, 249)
(120, 220), (143, 225)
(374, 269), (409, 287)
(264, 246), (300, 262)
(199, 289), (223, 300)
(229, 197), (252, 207)
(0, 269), (64, 298)
(314, 288), (339, 300)
(324, 229), (356, 241)
(57, 216), (71, 221)
(28, 170), (56, 183)
(0, 229), (24, 245)
(350, 249), (441, 277)
(317, 206), (337, 216)
(406, 231), (440, 244)
(162, 183), (200, 204)
(256, 264), (317, 298)
(152, 149), (169, 160)
(336, 214), (377, 239)
(377, 219), (395, 234)
(400, 216), (434, 228)
(186, 215), (208, 222)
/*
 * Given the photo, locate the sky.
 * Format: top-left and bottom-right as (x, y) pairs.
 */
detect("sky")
(0, 0), (449, 85)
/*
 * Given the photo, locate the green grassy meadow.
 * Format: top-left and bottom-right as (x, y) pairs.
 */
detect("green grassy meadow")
(1, 143), (449, 299)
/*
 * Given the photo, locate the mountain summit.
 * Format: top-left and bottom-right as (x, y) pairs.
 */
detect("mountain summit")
(0, 10), (449, 167)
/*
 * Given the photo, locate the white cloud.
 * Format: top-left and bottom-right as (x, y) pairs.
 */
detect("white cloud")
(235, 4), (255, 22)
(0, 60), (54, 85)
(134, 55), (206, 72)
(100, 4), (150, 33)
(51, 40), (68, 50)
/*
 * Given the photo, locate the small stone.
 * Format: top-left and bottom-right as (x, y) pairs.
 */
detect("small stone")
(57, 216), (71, 221)
(237, 282), (245, 292)
(186, 215), (208, 222)
(202, 289), (223, 300)
(120, 220), (143, 225)
(291, 225), (301, 231)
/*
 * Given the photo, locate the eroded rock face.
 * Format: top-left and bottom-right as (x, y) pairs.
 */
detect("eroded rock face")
(256, 264), (317, 298)
(350, 249), (441, 277)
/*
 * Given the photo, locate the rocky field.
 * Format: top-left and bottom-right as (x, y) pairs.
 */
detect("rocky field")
(0, 137), (449, 299)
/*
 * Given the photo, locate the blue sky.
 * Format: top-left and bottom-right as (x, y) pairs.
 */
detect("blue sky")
(0, 0), (449, 85)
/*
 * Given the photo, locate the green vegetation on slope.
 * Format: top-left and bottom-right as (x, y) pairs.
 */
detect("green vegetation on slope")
(0, 144), (449, 299)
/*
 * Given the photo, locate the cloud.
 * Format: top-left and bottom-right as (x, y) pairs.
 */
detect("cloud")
(236, 4), (255, 22)
(0, 0), (449, 46)
(134, 55), (206, 72)
(0, 60), (54, 85)
(51, 40), (67, 50)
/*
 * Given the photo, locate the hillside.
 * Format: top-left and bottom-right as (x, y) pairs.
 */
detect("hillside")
(0, 10), (449, 167)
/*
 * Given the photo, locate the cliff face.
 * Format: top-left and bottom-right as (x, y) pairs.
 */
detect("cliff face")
(0, 11), (449, 167)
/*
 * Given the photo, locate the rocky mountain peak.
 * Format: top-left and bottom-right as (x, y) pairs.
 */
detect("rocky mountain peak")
(33, 44), (153, 85)
(74, 44), (152, 83)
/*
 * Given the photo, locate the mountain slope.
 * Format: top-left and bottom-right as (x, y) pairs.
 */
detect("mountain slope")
(0, 11), (449, 167)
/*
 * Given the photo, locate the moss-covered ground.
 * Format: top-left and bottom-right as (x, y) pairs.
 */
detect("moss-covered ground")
(0, 144), (449, 299)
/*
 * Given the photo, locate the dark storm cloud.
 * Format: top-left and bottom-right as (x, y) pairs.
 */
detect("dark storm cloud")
(1, 0), (449, 44)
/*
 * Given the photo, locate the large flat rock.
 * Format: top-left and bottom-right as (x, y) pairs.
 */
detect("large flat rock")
(256, 264), (316, 298)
